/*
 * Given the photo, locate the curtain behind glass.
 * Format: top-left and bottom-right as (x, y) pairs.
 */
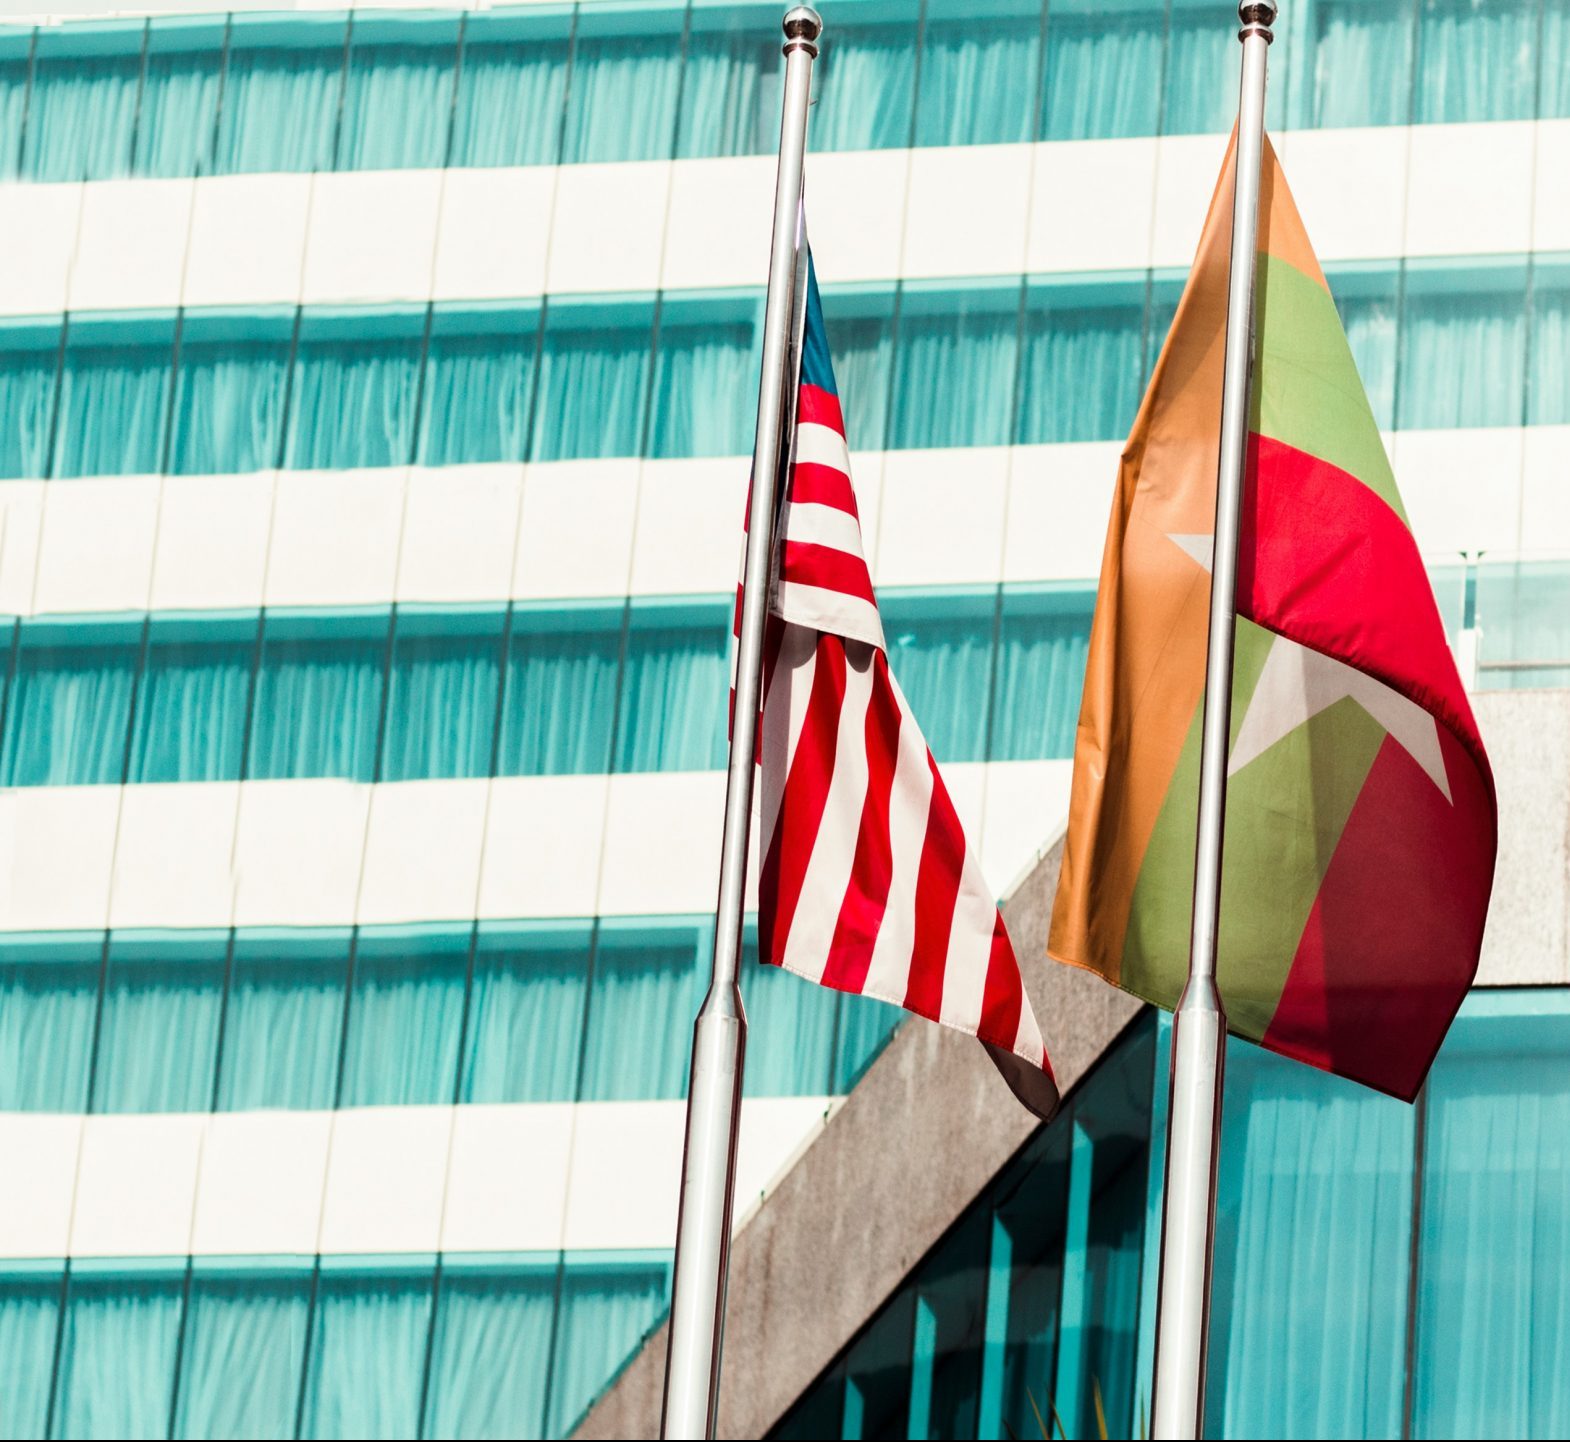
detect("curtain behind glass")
(93, 950), (225, 1113)
(647, 318), (758, 458)
(1163, 7), (1240, 136)
(248, 632), (385, 781)
(52, 1274), (184, 1440)
(0, 55), (27, 181)
(1206, 1046), (1415, 1439)
(461, 932), (590, 1103)
(214, 42), (343, 175)
(832, 991), (903, 1092)
(888, 299), (1019, 450)
(418, 327), (536, 466)
(53, 340), (170, 478)
(1339, 287), (1400, 430)
(216, 946), (347, 1111)
(813, 24), (917, 151)
(338, 42), (455, 171)
(916, 12), (1040, 148)
(1016, 296), (1143, 444)
(884, 602), (996, 763)
(168, 341), (290, 475)
(1040, 9), (1163, 141)
(381, 627), (501, 782)
(23, 50), (140, 182)
(559, 35), (681, 164)
(1415, 0), (1537, 124)
(1412, 1030), (1570, 1437)
(0, 952), (98, 1112)
(340, 940), (468, 1107)
(1, 640), (135, 786)
(0, 348), (57, 479)
(424, 1268), (556, 1439)
(821, 310), (895, 451)
(1399, 283), (1526, 430)
(1310, 0), (1416, 127)
(677, 29), (780, 157)
(547, 1260), (672, 1437)
(1530, 271), (1570, 425)
(286, 333), (422, 471)
(614, 616), (729, 773)
(578, 931), (703, 1101)
(172, 1274), (311, 1440)
(136, 48), (221, 177)
(299, 1272), (434, 1440)
(990, 593), (1093, 761)
(0, 1273), (60, 1440)
(1544, 0), (1570, 118)
(532, 318), (651, 462)
(449, 38), (569, 167)
(128, 637), (251, 783)
(498, 615), (620, 775)
(742, 938), (839, 1097)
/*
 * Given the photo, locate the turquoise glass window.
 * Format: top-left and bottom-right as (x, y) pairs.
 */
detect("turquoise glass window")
(424, 1261), (557, 1438)
(418, 305), (540, 465)
(812, 7), (918, 152)
(248, 611), (388, 783)
(678, 3), (783, 158)
(1399, 262), (1529, 430)
(532, 302), (652, 462)
(172, 1269), (312, 1441)
(989, 584), (1095, 762)
(559, 8), (685, 164)
(819, 289), (896, 451)
(136, 22), (224, 178)
(449, 9), (572, 168)
(216, 932), (350, 1112)
(1017, 278), (1145, 444)
(1041, 1), (1163, 141)
(53, 318), (173, 479)
(0, 35), (29, 182)
(52, 1270), (185, 1440)
(889, 284), (1021, 450)
(285, 310), (425, 471)
(1529, 258), (1570, 426)
(213, 17), (347, 176)
(461, 924), (591, 1104)
(0, 1269), (62, 1440)
(0, 935), (101, 1113)
(1, 618), (139, 787)
(381, 607), (504, 783)
(741, 926), (841, 1098)
(93, 932), (227, 1114)
(1415, 0), (1538, 124)
(337, 18), (459, 172)
(613, 599), (730, 774)
(578, 921), (706, 1102)
(1304, 0), (1417, 128)
(127, 616), (254, 784)
(499, 603), (622, 776)
(1334, 264), (1402, 430)
(1164, 1), (1238, 136)
(299, 1267), (435, 1440)
(1476, 560), (1570, 688)
(883, 588), (997, 764)
(340, 928), (470, 1108)
(0, 320), (57, 480)
(21, 23), (143, 183)
(916, 0), (1042, 148)
(647, 297), (762, 458)
(168, 313), (293, 476)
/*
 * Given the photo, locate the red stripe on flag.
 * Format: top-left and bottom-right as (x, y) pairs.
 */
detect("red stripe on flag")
(758, 636), (848, 966)
(790, 461), (859, 516)
(780, 541), (876, 605)
(820, 652), (903, 993)
(902, 755), (965, 1023)
(797, 383), (845, 436)
(977, 911), (1024, 1057)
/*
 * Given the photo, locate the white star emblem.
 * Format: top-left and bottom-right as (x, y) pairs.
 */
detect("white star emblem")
(1166, 531), (1452, 802)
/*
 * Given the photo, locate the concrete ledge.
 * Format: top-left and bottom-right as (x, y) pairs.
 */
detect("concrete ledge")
(574, 833), (1141, 1440)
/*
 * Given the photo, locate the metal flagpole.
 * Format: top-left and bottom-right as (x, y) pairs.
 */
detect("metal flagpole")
(660, 9), (822, 1440)
(1149, 4), (1276, 1439)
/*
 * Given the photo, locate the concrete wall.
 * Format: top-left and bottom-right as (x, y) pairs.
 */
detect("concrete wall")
(574, 687), (1570, 1440)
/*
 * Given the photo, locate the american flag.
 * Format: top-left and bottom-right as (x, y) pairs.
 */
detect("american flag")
(737, 255), (1059, 1119)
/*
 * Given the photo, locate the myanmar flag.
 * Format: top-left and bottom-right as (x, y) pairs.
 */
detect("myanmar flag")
(1048, 137), (1497, 1102)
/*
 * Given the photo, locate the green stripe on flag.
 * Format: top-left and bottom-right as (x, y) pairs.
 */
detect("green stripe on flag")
(1251, 253), (1407, 526)
(1121, 618), (1389, 1040)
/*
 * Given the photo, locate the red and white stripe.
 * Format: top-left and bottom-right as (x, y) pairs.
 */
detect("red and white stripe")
(735, 383), (1055, 1104)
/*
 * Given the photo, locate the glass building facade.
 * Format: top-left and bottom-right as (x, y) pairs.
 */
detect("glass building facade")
(0, 1), (1564, 1438)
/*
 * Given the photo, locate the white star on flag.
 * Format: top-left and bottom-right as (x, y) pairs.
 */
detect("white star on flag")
(1166, 530), (1452, 802)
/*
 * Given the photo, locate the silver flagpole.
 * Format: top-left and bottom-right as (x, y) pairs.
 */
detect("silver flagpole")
(660, 9), (822, 1440)
(1150, 4), (1276, 1438)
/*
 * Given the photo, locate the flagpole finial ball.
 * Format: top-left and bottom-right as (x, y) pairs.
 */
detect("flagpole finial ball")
(783, 6), (823, 50)
(1238, 1), (1277, 41)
